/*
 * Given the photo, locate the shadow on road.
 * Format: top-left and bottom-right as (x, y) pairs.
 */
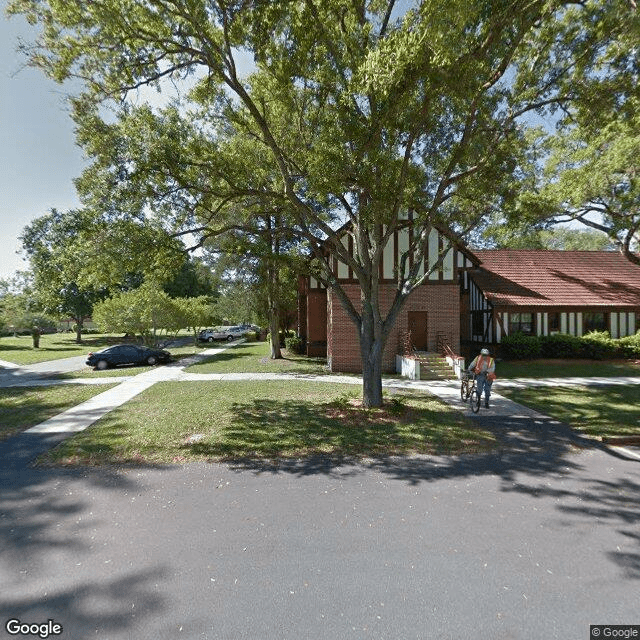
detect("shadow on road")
(220, 411), (640, 582)
(0, 465), (169, 638)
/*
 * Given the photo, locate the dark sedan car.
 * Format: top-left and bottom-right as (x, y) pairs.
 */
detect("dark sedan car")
(86, 344), (171, 370)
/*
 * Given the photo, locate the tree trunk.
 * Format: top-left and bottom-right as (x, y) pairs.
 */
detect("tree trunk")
(269, 309), (282, 359)
(359, 307), (386, 408)
(74, 318), (83, 344)
(361, 346), (384, 408)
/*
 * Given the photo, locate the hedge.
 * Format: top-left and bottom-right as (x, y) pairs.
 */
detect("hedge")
(501, 332), (541, 359)
(501, 330), (640, 360)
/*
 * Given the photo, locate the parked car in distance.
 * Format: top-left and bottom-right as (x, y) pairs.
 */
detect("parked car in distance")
(86, 344), (171, 370)
(198, 326), (246, 342)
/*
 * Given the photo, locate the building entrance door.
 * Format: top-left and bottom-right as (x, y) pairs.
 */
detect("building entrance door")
(408, 311), (429, 351)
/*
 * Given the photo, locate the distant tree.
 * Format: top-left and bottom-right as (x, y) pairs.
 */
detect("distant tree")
(534, 111), (640, 264)
(508, 26), (640, 264)
(20, 208), (188, 341)
(163, 257), (220, 299)
(204, 204), (303, 358)
(479, 221), (615, 251)
(92, 282), (182, 346)
(0, 271), (54, 335)
(174, 295), (219, 348)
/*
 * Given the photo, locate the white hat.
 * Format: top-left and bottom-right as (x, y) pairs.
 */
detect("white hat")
(480, 348), (490, 355)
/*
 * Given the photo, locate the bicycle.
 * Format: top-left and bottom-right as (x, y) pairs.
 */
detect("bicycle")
(460, 371), (481, 413)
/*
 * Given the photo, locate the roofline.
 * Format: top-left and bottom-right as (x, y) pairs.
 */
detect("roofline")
(317, 217), (480, 266)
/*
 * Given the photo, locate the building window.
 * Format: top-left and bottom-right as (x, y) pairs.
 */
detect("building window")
(548, 312), (560, 333)
(472, 310), (485, 336)
(509, 312), (534, 335)
(584, 312), (607, 333)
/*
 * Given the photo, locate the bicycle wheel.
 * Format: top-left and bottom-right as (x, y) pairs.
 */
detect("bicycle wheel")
(460, 378), (469, 401)
(470, 389), (481, 413)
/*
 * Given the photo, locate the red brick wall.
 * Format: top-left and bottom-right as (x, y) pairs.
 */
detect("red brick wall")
(328, 284), (461, 373)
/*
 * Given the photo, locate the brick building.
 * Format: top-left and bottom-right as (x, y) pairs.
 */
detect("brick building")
(298, 230), (640, 373)
(298, 223), (477, 373)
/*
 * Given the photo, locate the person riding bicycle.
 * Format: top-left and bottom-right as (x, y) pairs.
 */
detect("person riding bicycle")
(468, 348), (496, 408)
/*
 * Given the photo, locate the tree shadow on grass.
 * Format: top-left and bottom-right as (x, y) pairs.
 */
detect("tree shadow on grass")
(205, 397), (636, 488)
(182, 395), (495, 462)
(0, 385), (117, 442)
(185, 342), (258, 367)
(186, 343), (327, 375)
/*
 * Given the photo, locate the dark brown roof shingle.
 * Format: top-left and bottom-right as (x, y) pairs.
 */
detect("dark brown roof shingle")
(471, 250), (640, 308)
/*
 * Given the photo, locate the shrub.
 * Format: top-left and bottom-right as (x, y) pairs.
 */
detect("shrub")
(540, 333), (581, 358)
(617, 331), (640, 358)
(500, 332), (541, 359)
(285, 334), (304, 354)
(580, 331), (618, 360)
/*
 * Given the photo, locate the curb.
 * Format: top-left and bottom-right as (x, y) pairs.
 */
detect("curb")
(601, 435), (640, 446)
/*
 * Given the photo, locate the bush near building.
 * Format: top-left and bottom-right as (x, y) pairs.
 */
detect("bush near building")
(500, 331), (640, 360)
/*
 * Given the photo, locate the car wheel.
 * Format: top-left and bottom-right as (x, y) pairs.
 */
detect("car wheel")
(208, 337), (214, 343)
(96, 360), (109, 371)
(227, 335), (234, 341)
(147, 356), (157, 366)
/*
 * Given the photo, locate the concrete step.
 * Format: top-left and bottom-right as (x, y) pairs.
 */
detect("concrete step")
(414, 352), (456, 380)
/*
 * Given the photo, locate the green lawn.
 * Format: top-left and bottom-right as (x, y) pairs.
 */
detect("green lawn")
(497, 359), (640, 379)
(186, 340), (332, 376)
(0, 384), (117, 441)
(501, 384), (640, 438)
(0, 333), (124, 365)
(38, 380), (498, 465)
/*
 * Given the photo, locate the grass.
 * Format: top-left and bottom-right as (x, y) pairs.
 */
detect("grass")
(59, 367), (149, 379)
(498, 359), (640, 379)
(186, 340), (331, 376)
(501, 384), (640, 438)
(38, 381), (498, 465)
(0, 384), (117, 441)
(0, 333), (126, 365)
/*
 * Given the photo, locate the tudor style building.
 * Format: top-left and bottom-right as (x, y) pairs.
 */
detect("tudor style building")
(298, 230), (640, 373)
(298, 222), (477, 373)
(465, 249), (640, 347)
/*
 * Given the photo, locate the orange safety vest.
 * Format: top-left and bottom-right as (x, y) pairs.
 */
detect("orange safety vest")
(474, 355), (495, 375)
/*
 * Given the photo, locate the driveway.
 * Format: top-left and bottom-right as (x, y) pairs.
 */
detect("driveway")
(0, 355), (90, 387)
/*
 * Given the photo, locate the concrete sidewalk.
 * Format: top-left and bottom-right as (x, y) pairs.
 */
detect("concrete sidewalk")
(22, 344), (232, 436)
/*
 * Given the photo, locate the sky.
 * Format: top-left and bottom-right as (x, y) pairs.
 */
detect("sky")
(0, 12), (88, 281)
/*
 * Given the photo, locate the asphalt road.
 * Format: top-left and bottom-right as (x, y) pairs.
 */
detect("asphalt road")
(1, 433), (639, 640)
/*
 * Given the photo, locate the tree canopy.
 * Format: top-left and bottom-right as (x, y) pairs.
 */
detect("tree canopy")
(8, 0), (638, 405)
(530, 105), (640, 264)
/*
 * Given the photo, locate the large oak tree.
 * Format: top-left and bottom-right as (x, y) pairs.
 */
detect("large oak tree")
(9, 0), (638, 406)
